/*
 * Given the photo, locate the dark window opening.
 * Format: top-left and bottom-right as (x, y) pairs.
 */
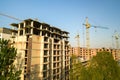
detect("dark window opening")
(44, 50), (48, 55)
(44, 37), (48, 42)
(25, 28), (31, 34)
(20, 30), (23, 35)
(43, 64), (47, 70)
(44, 57), (47, 62)
(33, 28), (40, 35)
(43, 71), (47, 77)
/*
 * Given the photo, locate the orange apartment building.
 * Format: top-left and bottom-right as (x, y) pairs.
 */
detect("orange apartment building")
(11, 19), (70, 80)
(71, 47), (120, 61)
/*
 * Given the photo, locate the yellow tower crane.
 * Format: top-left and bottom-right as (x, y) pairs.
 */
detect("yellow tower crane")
(75, 33), (80, 48)
(83, 17), (109, 60)
(83, 17), (109, 49)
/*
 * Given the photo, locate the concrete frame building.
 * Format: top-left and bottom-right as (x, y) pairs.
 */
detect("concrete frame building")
(71, 47), (120, 61)
(11, 19), (70, 80)
(0, 27), (12, 40)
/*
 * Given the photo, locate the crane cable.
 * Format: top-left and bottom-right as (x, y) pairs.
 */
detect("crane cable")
(0, 13), (22, 21)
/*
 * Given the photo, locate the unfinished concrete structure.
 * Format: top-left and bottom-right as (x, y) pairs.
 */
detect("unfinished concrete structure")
(0, 27), (12, 40)
(71, 47), (120, 61)
(11, 19), (70, 80)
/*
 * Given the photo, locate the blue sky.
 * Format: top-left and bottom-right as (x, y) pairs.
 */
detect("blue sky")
(0, 0), (120, 48)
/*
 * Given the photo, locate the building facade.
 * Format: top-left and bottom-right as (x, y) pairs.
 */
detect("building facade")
(0, 27), (12, 40)
(11, 19), (70, 80)
(71, 47), (120, 61)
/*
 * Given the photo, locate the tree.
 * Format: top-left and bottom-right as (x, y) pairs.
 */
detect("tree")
(0, 39), (21, 80)
(70, 51), (120, 80)
(88, 51), (120, 80)
(70, 55), (83, 80)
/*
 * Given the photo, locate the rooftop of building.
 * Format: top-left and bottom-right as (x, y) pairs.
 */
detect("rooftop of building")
(11, 18), (69, 34)
(0, 27), (12, 34)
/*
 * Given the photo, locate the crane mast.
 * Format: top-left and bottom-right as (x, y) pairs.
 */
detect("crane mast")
(83, 17), (109, 60)
(85, 17), (90, 49)
(113, 31), (120, 49)
(75, 33), (80, 56)
(75, 34), (80, 47)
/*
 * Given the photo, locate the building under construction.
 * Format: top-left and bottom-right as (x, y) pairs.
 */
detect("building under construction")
(11, 19), (70, 80)
(0, 27), (12, 40)
(71, 47), (120, 61)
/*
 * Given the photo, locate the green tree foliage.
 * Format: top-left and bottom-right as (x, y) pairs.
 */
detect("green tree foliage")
(0, 39), (21, 80)
(70, 55), (83, 80)
(70, 51), (120, 80)
(88, 51), (120, 80)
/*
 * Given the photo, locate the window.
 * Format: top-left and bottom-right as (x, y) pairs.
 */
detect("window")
(43, 71), (47, 77)
(44, 44), (48, 48)
(54, 51), (56, 55)
(20, 30), (23, 35)
(44, 50), (48, 56)
(44, 37), (48, 42)
(53, 57), (56, 61)
(53, 69), (56, 74)
(25, 58), (27, 64)
(57, 63), (59, 67)
(33, 28), (40, 35)
(57, 69), (59, 73)
(25, 28), (31, 34)
(44, 57), (47, 62)
(53, 63), (56, 67)
(25, 50), (27, 57)
(43, 64), (47, 70)
(57, 57), (59, 61)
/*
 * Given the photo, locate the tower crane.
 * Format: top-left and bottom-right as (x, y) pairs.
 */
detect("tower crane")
(75, 33), (80, 48)
(83, 17), (109, 49)
(83, 17), (109, 60)
(113, 31), (120, 49)
(75, 32), (80, 56)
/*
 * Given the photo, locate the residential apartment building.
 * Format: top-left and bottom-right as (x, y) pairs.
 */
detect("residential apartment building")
(71, 47), (120, 61)
(11, 19), (70, 80)
(0, 27), (11, 40)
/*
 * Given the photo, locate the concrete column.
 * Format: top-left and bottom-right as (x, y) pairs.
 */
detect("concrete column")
(31, 28), (33, 34)
(31, 21), (34, 34)
(18, 24), (20, 36)
(40, 24), (42, 29)
(31, 21), (34, 27)
(40, 31), (42, 36)
(23, 22), (25, 35)
(11, 26), (14, 37)
(40, 25), (42, 36)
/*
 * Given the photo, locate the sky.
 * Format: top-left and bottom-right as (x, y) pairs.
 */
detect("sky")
(0, 0), (120, 48)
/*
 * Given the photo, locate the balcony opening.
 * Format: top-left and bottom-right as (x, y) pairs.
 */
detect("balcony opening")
(44, 50), (48, 56)
(20, 30), (23, 35)
(44, 44), (48, 48)
(33, 28), (40, 35)
(44, 37), (48, 42)
(44, 57), (47, 62)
